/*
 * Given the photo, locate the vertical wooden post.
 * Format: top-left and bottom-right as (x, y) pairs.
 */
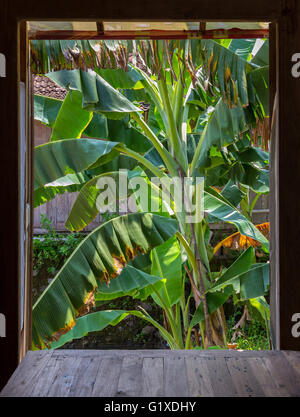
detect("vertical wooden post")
(269, 22), (280, 348)
(277, 0), (300, 350)
(0, 6), (20, 390)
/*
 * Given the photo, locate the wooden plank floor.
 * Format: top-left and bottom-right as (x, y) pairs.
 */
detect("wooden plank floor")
(1, 350), (300, 397)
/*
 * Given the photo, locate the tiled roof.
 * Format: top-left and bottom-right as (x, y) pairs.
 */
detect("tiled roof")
(33, 75), (67, 100)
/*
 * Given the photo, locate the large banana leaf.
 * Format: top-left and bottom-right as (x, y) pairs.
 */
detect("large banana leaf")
(251, 40), (269, 67)
(50, 308), (175, 350)
(46, 69), (141, 118)
(34, 138), (121, 191)
(209, 247), (255, 292)
(32, 213), (178, 349)
(95, 66), (143, 89)
(247, 66), (269, 115)
(34, 92), (152, 153)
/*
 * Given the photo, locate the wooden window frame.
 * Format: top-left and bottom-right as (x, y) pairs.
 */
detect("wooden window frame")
(1, 0), (299, 390)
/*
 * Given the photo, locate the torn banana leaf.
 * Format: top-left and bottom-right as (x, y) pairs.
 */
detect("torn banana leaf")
(32, 213), (178, 349)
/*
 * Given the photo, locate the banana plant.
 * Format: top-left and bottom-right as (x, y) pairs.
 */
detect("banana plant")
(32, 38), (270, 349)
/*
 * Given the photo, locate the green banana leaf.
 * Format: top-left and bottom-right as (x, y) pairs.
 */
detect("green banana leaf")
(221, 180), (245, 207)
(251, 40), (269, 67)
(209, 247), (255, 292)
(34, 138), (122, 191)
(34, 172), (90, 208)
(247, 66), (269, 116)
(46, 69), (141, 118)
(208, 246), (269, 299)
(190, 98), (249, 171)
(34, 94), (62, 127)
(151, 235), (183, 307)
(34, 92), (152, 153)
(228, 39), (257, 61)
(49, 308), (174, 350)
(200, 39), (254, 107)
(239, 263), (269, 300)
(65, 169), (144, 231)
(247, 296), (270, 323)
(190, 252), (269, 327)
(84, 115), (152, 153)
(32, 213), (178, 349)
(190, 287), (233, 328)
(50, 90), (93, 141)
(94, 264), (164, 302)
(65, 167), (171, 232)
(95, 66), (143, 89)
(204, 190), (269, 250)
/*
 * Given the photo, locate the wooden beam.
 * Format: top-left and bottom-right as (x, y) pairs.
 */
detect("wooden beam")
(277, 0), (300, 350)
(30, 28), (269, 40)
(7, 0), (281, 21)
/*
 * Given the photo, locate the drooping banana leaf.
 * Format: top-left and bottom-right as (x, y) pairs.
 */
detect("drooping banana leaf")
(94, 264), (164, 302)
(34, 172), (90, 208)
(239, 165), (269, 194)
(32, 212), (178, 349)
(34, 138), (122, 191)
(200, 39), (255, 107)
(65, 167), (171, 232)
(65, 169), (143, 231)
(49, 308), (175, 350)
(247, 66), (269, 116)
(34, 93), (152, 153)
(46, 69), (141, 118)
(204, 190), (270, 250)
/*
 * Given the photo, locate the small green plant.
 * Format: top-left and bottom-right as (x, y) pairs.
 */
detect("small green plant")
(33, 214), (84, 276)
(227, 310), (270, 350)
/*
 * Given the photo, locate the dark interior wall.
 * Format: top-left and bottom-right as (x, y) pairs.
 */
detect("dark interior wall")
(1, 0), (300, 391)
(277, 0), (300, 350)
(0, 2), (20, 391)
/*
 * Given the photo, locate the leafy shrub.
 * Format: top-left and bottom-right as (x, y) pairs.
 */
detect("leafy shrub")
(33, 214), (84, 275)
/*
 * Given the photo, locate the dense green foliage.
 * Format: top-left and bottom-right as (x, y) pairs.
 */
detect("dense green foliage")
(32, 38), (270, 350)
